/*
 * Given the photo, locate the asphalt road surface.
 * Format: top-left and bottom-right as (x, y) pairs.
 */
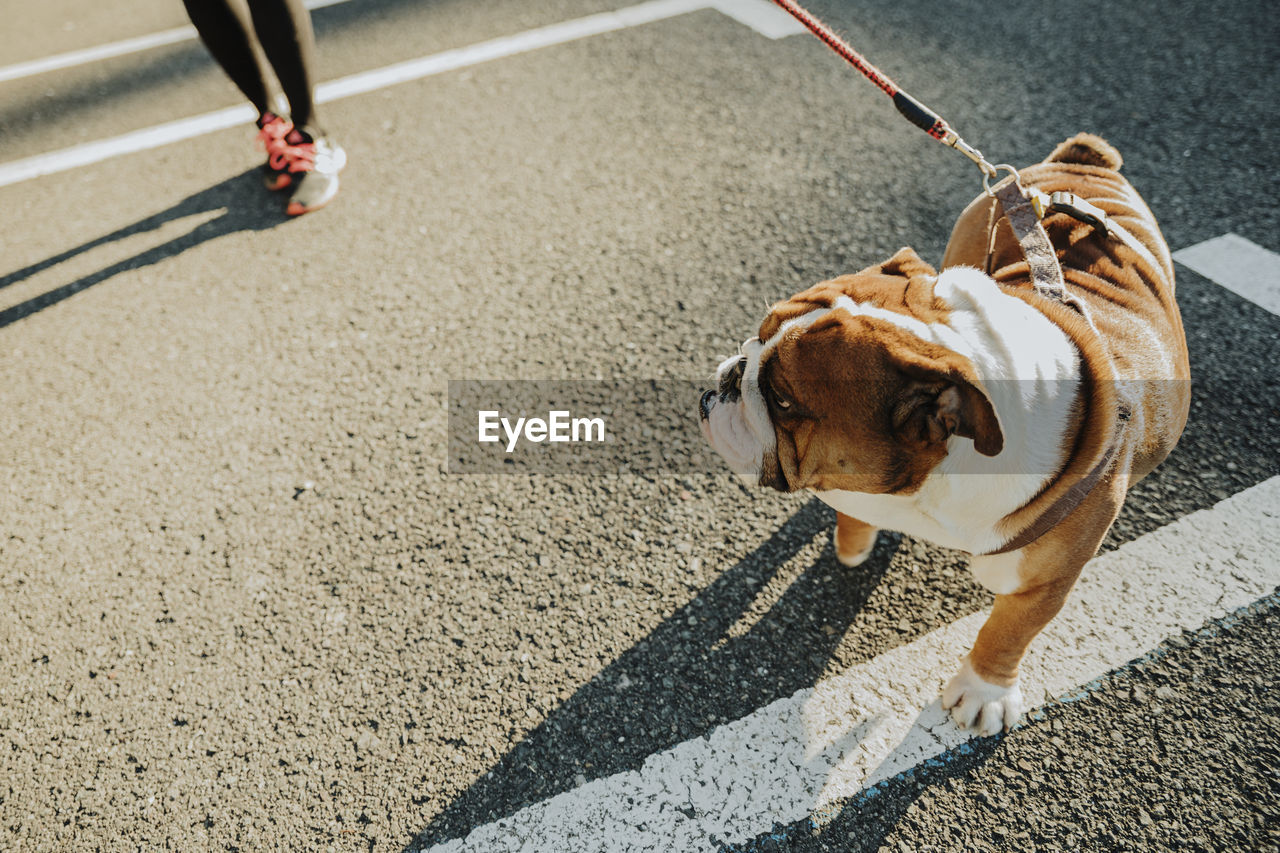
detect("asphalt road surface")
(1, 0), (1278, 850)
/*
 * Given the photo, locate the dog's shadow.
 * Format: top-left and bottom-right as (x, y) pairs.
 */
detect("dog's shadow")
(721, 720), (1006, 853)
(0, 167), (288, 329)
(409, 498), (900, 850)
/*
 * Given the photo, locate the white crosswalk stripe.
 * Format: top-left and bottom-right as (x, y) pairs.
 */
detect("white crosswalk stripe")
(1174, 233), (1280, 317)
(425, 477), (1280, 852)
(0, 0), (355, 84)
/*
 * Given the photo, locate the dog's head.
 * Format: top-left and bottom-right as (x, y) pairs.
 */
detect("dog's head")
(699, 248), (1004, 494)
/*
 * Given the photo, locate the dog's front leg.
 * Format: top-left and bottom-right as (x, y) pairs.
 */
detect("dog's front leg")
(943, 481), (1125, 735)
(941, 571), (1079, 735)
(833, 512), (879, 566)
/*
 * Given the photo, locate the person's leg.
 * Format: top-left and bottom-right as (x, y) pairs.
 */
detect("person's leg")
(245, 0), (319, 130)
(181, 0), (273, 116)
(243, 0), (344, 214)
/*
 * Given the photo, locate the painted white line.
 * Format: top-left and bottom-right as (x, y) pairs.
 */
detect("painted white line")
(0, 27), (197, 83)
(315, 0), (702, 102)
(428, 476), (1280, 852)
(0, 105), (259, 188)
(0, 0), (798, 189)
(0, 0), (354, 84)
(709, 0), (808, 39)
(1173, 233), (1280, 317)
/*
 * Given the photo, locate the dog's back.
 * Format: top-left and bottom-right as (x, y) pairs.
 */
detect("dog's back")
(943, 134), (1190, 482)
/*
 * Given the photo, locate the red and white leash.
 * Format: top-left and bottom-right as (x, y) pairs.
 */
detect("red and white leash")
(764, 0), (1135, 319)
(767, 0), (1000, 179)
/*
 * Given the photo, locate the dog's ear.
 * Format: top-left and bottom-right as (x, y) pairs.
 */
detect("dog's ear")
(876, 246), (938, 281)
(890, 346), (1004, 457)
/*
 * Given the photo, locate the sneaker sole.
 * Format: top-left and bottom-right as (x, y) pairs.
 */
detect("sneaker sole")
(286, 176), (339, 216)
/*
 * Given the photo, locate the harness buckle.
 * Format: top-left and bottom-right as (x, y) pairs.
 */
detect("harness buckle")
(1041, 191), (1114, 238)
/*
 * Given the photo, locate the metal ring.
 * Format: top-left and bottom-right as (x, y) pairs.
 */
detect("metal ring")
(983, 163), (1020, 197)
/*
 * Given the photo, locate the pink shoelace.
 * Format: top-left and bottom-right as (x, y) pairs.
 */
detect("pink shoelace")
(256, 112), (291, 151)
(257, 114), (316, 174)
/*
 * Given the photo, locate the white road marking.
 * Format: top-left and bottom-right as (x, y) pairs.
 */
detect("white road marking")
(0, 105), (261, 188)
(0, 0), (354, 84)
(314, 0), (704, 102)
(708, 0), (807, 39)
(0, 0), (797, 189)
(428, 476), (1280, 852)
(0, 27), (197, 84)
(1173, 233), (1280, 317)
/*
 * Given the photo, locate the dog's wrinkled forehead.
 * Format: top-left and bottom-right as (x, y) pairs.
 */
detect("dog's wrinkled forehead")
(756, 247), (946, 346)
(747, 305), (829, 378)
(754, 288), (860, 360)
(758, 296), (832, 344)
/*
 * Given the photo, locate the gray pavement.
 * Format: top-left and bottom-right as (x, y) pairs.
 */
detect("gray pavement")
(734, 594), (1280, 853)
(1, 0), (1278, 850)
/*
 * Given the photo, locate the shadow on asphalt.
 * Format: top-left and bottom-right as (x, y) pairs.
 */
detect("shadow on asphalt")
(722, 733), (1004, 853)
(407, 498), (901, 850)
(0, 167), (288, 329)
(406, 265), (1280, 850)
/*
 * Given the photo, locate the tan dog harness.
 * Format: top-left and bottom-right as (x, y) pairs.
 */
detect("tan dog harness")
(977, 178), (1142, 556)
(988, 177), (1095, 325)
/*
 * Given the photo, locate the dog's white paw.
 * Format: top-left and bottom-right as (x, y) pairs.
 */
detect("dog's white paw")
(941, 657), (1023, 736)
(833, 531), (875, 567)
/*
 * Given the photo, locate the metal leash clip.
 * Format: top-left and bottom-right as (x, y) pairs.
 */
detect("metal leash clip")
(942, 131), (998, 179)
(982, 163), (1020, 197)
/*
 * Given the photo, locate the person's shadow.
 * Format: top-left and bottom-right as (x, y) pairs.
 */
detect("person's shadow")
(0, 167), (288, 329)
(409, 498), (901, 850)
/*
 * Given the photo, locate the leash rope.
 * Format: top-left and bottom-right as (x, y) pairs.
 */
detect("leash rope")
(765, 0), (1146, 324)
(767, 0), (1075, 305)
(767, 0), (997, 178)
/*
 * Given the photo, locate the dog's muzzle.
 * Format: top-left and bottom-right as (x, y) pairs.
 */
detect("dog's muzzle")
(699, 389), (716, 420)
(699, 355), (747, 420)
(700, 345), (773, 482)
(718, 355), (746, 398)
(706, 350), (747, 417)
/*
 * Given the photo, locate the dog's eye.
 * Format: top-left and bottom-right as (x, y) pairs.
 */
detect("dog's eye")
(774, 395), (793, 411)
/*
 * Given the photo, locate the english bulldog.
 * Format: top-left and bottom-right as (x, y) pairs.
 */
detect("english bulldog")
(699, 134), (1190, 735)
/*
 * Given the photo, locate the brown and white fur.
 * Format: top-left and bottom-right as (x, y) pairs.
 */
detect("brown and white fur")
(700, 134), (1190, 735)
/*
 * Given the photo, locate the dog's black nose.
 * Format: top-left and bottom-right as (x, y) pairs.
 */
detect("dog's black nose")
(699, 389), (715, 420)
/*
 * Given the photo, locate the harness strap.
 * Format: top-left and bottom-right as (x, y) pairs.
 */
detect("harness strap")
(991, 177), (1095, 325)
(981, 405), (1129, 556)
(976, 183), (1148, 556)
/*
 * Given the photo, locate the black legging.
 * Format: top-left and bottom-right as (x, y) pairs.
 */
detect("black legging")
(182, 0), (320, 129)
